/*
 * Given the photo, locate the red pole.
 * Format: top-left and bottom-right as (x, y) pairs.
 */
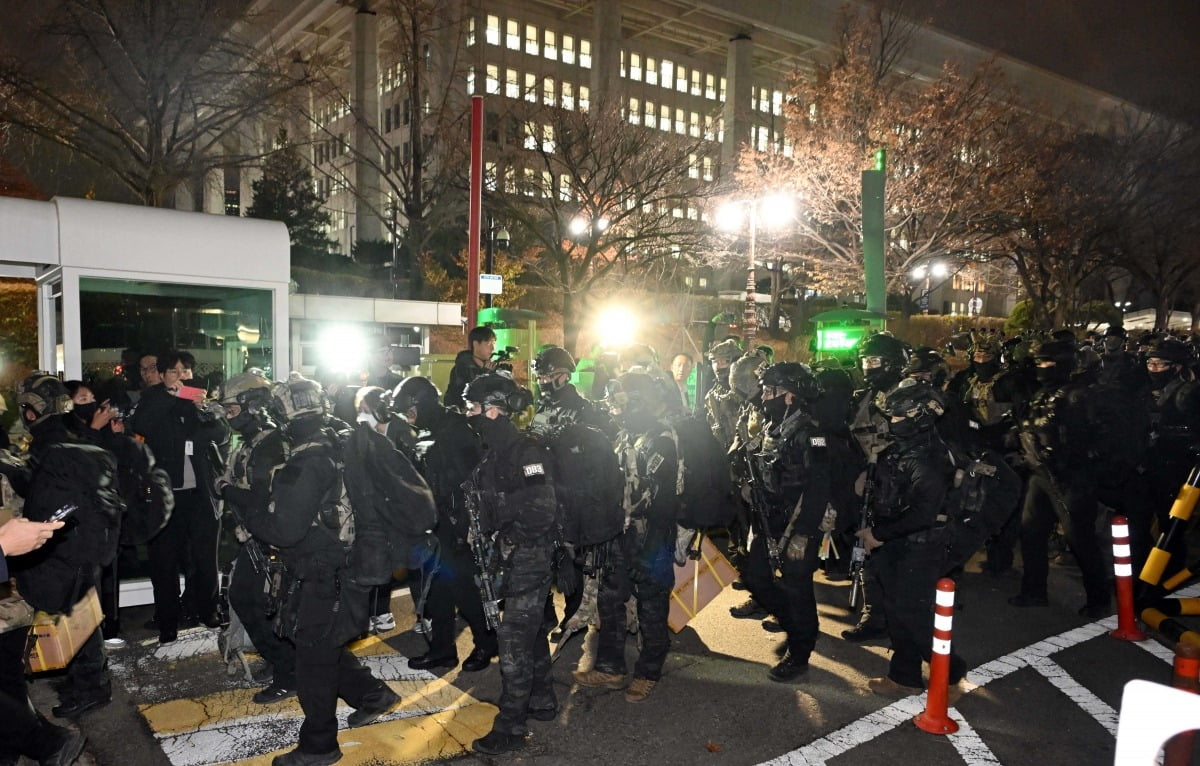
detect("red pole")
(1110, 515), (1147, 641)
(1164, 643), (1200, 766)
(914, 578), (959, 735)
(466, 96), (483, 339)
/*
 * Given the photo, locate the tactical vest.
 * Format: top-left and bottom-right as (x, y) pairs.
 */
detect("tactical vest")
(1019, 386), (1071, 462)
(963, 374), (1011, 427)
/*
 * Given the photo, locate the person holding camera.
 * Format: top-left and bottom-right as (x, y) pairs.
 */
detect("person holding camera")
(445, 326), (496, 410)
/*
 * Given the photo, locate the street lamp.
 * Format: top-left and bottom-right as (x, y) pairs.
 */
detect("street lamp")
(715, 194), (796, 343)
(910, 261), (948, 315)
(569, 214), (609, 238)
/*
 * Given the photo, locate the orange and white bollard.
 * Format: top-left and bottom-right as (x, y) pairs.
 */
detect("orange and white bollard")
(914, 578), (959, 735)
(1164, 643), (1200, 766)
(1110, 515), (1147, 641)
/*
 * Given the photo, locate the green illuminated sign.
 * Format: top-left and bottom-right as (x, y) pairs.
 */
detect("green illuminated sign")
(816, 327), (865, 352)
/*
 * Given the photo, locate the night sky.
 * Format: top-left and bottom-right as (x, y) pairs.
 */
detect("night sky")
(905, 0), (1200, 121)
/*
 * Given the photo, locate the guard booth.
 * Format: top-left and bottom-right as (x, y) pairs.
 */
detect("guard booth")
(809, 308), (887, 365)
(476, 307), (542, 386)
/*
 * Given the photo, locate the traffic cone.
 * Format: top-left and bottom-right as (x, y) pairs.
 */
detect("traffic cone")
(1164, 643), (1200, 766)
(914, 577), (959, 735)
(1110, 515), (1147, 641)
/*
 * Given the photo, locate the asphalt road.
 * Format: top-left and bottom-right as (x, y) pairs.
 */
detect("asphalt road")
(20, 553), (1198, 766)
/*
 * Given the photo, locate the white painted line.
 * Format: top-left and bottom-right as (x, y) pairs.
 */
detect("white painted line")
(946, 713), (1004, 765)
(1023, 654), (1119, 736)
(757, 696), (927, 765)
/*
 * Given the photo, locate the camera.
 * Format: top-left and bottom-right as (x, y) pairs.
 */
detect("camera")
(492, 346), (519, 373)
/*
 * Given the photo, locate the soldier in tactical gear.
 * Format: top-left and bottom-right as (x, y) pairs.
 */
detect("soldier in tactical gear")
(462, 374), (560, 756)
(574, 373), (679, 703)
(860, 379), (968, 701)
(391, 375), (495, 672)
(215, 371), (296, 705)
(246, 373), (399, 766)
(705, 338), (744, 449)
(741, 363), (846, 682)
(1009, 340), (1111, 617)
(532, 346), (615, 436)
(1125, 338), (1200, 575)
(842, 332), (908, 642)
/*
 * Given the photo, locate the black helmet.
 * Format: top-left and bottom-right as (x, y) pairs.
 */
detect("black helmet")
(729, 354), (765, 399)
(354, 386), (393, 423)
(18, 372), (72, 425)
(759, 362), (822, 402)
(605, 372), (664, 418)
(882, 378), (945, 433)
(1032, 339), (1077, 367)
(392, 376), (440, 414)
(1147, 338), (1190, 366)
(903, 347), (949, 386)
(533, 346), (576, 376)
(270, 372), (325, 424)
(463, 372), (532, 414)
(857, 333), (908, 367)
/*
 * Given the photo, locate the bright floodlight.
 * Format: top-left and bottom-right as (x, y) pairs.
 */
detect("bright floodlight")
(931, 262), (949, 278)
(911, 265), (928, 280)
(318, 324), (368, 375)
(714, 201), (745, 232)
(569, 216), (589, 236)
(759, 194), (796, 228)
(597, 306), (637, 347)
(596, 217), (610, 233)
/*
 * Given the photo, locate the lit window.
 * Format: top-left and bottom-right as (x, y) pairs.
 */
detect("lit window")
(644, 99), (654, 124)
(756, 125), (768, 152)
(620, 50), (626, 78)
(702, 156), (713, 181)
(580, 38), (591, 68)
(562, 81), (575, 110)
(524, 122), (538, 150)
(629, 52), (642, 80)
(525, 24), (538, 56)
(676, 65), (687, 92)
(719, 77), (726, 102)
(559, 173), (572, 201)
(506, 68), (519, 99)
(629, 97), (641, 125)
(486, 65), (499, 95)
(691, 70), (701, 96)
(486, 15), (500, 45)
(773, 90), (783, 116)
(524, 167), (536, 196)
(466, 70), (475, 95)
(544, 29), (557, 60)
(704, 114), (715, 140)
(542, 124), (555, 153)
(675, 108), (685, 134)
(506, 19), (519, 50)
(562, 34), (575, 64)
(689, 111), (700, 137)
(525, 73), (537, 103)
(543, 76), (555, 105)
(688, 153), (699, 179)
(646, 57), (658, 86)
(467, 16), (475, 47)
(705, 73), (716, 100)
(542, 170), (553, 196)
(662, 59), (673, 85)
(579, 85), (589, 110)
(659, 104), (670, 132)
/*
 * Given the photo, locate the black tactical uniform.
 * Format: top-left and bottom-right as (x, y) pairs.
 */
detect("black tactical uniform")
(742, 363), (844, 682)
(863, 380), (967, 697)
(575, 373), (678, 703)
(1010, 341), (1110, 616)
(464, 374), (559, 756)
(393, 376), (496, 672)
(247, 374), (398, 766)
(215, 372), (295, 704)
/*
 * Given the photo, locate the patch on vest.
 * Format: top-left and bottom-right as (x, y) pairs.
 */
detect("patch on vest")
(810, 436), (826, 447)
(646, 453), (664, 474)
(523, 463), (545, 477)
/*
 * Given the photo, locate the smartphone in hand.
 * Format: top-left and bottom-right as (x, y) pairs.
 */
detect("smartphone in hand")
(176, 386), (207, 402)
(49, 504), (78, 522)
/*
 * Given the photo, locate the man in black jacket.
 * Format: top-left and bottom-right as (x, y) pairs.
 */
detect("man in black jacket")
(130, 351), (229, 643)
(463, 374), (559, 755)
(247, 373), (398, 766)
(859, 379), (966, 701)
(444, 326), (496, 409)
(215, 371), (295, 705)
(392, 376), (495, 672)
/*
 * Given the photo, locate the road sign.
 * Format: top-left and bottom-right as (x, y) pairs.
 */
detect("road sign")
(479, 273), (503, 295)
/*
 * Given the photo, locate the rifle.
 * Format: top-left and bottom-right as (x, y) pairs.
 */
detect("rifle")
(741, 448), (784, 579)
(461, 478), (501, 630)
(848, 457), (876, 610)
(225, 502), (272, 575)
(1019, 432), (1070, 515)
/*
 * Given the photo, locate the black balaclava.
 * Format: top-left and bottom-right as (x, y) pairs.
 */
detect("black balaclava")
(1035, 362), (1071, 387)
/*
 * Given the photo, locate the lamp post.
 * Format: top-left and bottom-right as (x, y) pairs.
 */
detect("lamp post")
(483, 216), (510, 309)
(715, 194), (795, 344)
(911, 261), (948, 315)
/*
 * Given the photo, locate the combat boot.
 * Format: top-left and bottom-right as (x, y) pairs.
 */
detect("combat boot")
(729, 598), (767, 619)
(472, 730), (528, 755)
(624, 677), (657, 702)
(572, 669), (626, 689)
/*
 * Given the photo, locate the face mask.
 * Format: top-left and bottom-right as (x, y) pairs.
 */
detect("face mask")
(888, 417), (922, 438)
(73, 402), (98, 424)
(974, 361), (999, 379)
(1102, 337), (1124, 355)
(864, 368), (898, 392)
(1149, 369), (1175, 390)
(468, 413), (505, 442)
(228, 410), (257, 433)
(763, 397), (790, 423)
(357, 412), (379, 430)
(715, 367), (730, 388)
